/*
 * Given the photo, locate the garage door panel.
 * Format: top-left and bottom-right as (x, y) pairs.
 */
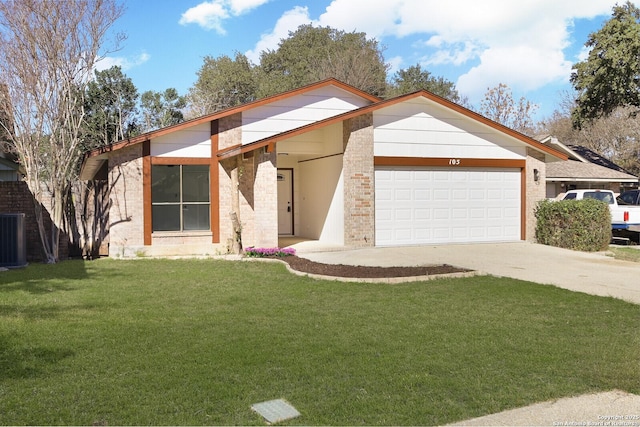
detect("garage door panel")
(375, 167), (521, 245)
(415, 209), (430, 220)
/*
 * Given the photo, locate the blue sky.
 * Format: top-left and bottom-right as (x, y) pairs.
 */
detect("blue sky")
(99, 0), (630, 120)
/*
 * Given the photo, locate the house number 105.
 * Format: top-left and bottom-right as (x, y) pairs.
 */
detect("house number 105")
(449, 158), (461, 165)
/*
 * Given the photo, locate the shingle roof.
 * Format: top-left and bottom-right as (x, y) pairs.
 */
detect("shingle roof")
(546, 159), (638, 182)
(566, 144), (635, 175)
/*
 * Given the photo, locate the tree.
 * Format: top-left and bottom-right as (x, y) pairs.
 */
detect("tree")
(83, 65), (139, 150)
(479, 83), (538, 135)
(571, 1), (640, 126)
(188, 52), (257, 116)
(257, 24), (388, 98)
(0, 83), (13, 147)
(0, 0), (124, 263)
(140, 88), (186, 132)
(542, 103), (640, 176)
(388, 64), (462, 102)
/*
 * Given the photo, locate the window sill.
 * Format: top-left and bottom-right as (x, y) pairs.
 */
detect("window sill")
(152, 230), (212, 237)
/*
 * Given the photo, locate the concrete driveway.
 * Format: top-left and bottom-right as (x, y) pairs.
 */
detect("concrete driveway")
(296, 241), (640, 305)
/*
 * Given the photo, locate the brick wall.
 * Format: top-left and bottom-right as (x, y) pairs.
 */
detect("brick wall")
(342, 113), (375, 247)
(0, 181), (69, 262)
(253, 148), (278, 247)
(218, 114), (242, 250)
(217, 113), (278, 249)
(107, 144), (144, 256)
(526, 148), (546, 242)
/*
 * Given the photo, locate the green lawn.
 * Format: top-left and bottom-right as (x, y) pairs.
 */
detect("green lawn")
(0, 258), (638, 425)
(609, 246), (640, 262)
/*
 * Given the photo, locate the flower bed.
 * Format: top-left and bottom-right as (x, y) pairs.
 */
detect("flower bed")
(244, 246), (296, 257)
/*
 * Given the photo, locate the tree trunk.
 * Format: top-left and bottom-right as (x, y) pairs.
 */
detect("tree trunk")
(230, 156), (243, 254)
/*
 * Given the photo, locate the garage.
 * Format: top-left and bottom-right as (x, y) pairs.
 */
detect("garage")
(375, 166), (522, 246)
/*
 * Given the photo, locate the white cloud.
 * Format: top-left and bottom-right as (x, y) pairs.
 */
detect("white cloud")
(457, 45), (573, 100)
(245, 6), (313, 63)
(423, 41), (481, 67)
(228, 0), (270, 15)
(317, 0), (399, 39)
(179, 1), (229, 34)
(179, 0), (270, 34)
(256, 0), (614, 101)
(95, 53), (151, 72)
(241, 0), (618, 107)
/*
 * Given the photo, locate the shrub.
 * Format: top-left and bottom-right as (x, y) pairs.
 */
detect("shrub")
(535, 198), (611, 251)
(244, 246), (296, 257)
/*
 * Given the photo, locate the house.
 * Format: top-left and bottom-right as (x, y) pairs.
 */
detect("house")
(0, 154), (20, 181)
(79, 79), (567, 257)
(539, 136), (638, 198)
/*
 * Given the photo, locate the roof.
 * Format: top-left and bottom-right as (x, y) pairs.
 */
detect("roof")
(217, 89), (568, 162)
(80, 79), (568, 180)
(566, 144), (636, 175)
(537, 135), (638, 183)
(0, 156), (19, 171)
(80, 78), (380, 179)
(546, 159), (638, 183)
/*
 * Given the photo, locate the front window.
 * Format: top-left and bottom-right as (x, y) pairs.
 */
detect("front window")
(151, 165), (210, 232)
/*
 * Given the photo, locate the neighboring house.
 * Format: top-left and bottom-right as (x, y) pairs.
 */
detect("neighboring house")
(79, 79), (567, 257)
(0, 155), (20, 181)
(539, 136), (638, 198)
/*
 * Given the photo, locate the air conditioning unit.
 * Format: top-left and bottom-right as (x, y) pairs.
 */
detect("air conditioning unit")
(0, 213), (27, 268)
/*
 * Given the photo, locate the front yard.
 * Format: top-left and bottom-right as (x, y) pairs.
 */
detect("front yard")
(0, 259), (638, 425)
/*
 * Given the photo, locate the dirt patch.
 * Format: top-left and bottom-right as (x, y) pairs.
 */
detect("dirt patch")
(268, 255), (471, 278)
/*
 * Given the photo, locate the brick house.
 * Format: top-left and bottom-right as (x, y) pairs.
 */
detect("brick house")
(79, 79), (567, 257)
(538, 136), (638, 197)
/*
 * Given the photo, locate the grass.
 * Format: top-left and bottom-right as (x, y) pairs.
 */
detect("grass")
(0, 258), (638, 426)
(608, 246), (640, 262)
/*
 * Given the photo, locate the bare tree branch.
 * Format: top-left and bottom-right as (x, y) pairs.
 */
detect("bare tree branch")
(0, 0), (124, 263)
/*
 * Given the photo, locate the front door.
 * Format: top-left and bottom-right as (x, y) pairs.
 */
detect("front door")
(277, 169), (293, 235)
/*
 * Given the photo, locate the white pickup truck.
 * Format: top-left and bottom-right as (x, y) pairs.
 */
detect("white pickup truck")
(561, 189), (640, 238)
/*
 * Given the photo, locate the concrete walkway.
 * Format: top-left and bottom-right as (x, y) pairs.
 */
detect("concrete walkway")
(291, 241), (640, 425)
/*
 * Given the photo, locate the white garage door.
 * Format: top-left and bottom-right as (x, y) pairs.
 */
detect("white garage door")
(375, 167), (521, 246)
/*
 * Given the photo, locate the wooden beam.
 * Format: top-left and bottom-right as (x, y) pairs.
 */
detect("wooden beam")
(210, 120), (220, 244)
(142, 140), (152, 246)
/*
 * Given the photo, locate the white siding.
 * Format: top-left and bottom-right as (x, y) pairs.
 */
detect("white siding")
(374, 98), (527, 159)
(243, 85), (370, 145)
(298, 154), (344, 244)
(151, 122), (211, 158)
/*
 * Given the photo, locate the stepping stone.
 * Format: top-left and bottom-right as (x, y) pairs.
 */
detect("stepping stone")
(251, 398), (300, 424)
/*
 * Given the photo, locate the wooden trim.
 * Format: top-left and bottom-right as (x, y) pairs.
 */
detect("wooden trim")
(521, 167), (527, 240)
(374, 156), (526, 169)
(142, 140), (152, 246)
(151, 157), (210, 165)
(298, 152), (343, 163)
(210, 120), (220, 243)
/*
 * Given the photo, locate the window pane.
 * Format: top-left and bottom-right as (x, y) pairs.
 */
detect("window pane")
(152, 205), (180, 231)
(183, 204), (210, 230)
(183, 165), (209, 202)
(152, 165), (180, 203)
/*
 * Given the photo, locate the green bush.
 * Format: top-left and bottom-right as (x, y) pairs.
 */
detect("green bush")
(535, 198), (611, 251)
